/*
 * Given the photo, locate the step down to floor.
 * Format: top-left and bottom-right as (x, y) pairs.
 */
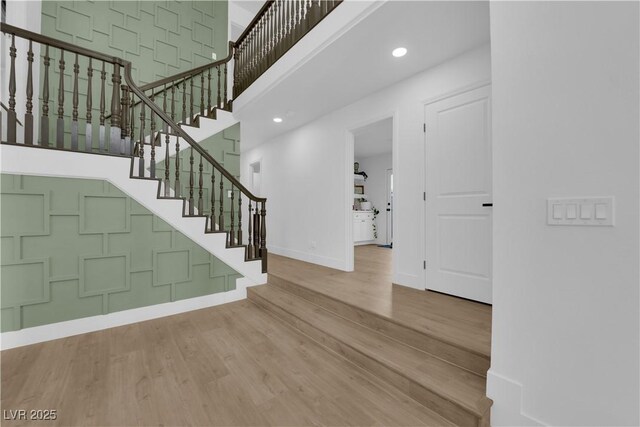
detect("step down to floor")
(248, 284), (492, 427)
(268, 273), (490, 377)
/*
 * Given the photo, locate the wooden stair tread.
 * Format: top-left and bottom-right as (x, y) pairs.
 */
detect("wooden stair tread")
(249, 284), (491, 419)
(268, 253), (491, 358)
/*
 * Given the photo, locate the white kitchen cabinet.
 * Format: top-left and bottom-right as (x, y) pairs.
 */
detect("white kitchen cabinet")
(353, 211), (375, 243)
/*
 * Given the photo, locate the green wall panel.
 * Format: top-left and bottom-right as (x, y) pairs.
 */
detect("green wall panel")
(0, 172), (241, 333)
(39, 0), (229, 149)
(41, 1), (228, 85)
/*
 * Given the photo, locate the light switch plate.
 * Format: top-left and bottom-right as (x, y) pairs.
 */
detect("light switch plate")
(547, 197), (614, 226)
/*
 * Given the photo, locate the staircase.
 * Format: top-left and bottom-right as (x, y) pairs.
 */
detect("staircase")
(248, 272), (492, 427)
(0, 24), (268, 285)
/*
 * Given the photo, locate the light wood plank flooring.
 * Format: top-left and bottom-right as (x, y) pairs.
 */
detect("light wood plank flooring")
(1, 299), (452, 426)
(268, 245), (492, 358)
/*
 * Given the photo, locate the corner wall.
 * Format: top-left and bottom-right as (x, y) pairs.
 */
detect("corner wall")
(488, 2), (639, 425)
(241, 44), (491, 287)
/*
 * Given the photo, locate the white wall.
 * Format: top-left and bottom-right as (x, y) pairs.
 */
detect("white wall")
(356, 152), (392, 245)
(488, 2), (639, 426)
(241, 44), (491, 287)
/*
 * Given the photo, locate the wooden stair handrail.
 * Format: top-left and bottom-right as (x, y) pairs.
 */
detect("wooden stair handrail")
(122, 64), (266, 203)
(1, 23), (125, 65)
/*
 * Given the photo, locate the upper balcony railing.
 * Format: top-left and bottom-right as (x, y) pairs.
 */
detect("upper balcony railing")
(233, 0), (343, 97)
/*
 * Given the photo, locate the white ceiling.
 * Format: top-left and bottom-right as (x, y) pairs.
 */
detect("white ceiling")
(354, 117), (393, 159)
(238, 1), (490, 151)
(234, 1), (266, 17)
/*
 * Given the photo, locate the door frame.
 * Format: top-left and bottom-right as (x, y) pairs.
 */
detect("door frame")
(385, 168), (393, 245)
(344, 110), (398, 272)
(422, 80), (491, 291)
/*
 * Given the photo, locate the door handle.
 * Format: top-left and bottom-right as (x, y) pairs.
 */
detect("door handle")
(482, 203), (493, 207)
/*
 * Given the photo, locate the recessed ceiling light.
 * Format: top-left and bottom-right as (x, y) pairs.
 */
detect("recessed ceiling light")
(273, 117), (283, 123)
(392, 47), (407, 58)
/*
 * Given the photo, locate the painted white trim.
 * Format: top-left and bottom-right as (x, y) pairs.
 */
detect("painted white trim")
(346, 110), (398, 277)
(0, 145), (266, 285)
(268, 245), (346, 271)
(0, 278), (263, 350)
(487, 370), (549, 426)
(344, 130), (356, 272)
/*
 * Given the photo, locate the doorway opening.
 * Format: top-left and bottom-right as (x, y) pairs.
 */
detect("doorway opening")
(350, 116), (394, 275)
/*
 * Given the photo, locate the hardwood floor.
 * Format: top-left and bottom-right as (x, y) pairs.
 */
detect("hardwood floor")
(268, 245), (492, 358)
(1, 300), (452, 426)
(2, 245), (492, 426)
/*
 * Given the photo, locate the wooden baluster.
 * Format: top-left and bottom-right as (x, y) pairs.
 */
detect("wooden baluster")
(41, 45), (50, 147)
(110, 63), (121, 153)
(237, 192), (243, 247)
(99, 62), (106, 151)
(85, 58), (93, 152)
(198, 155), (203, 213)
(175, 134), (181, 197)
(274, 0), (281, 56)
(260, 201), (268, 272)
(207, 69), (212, 115)
(229, 185), (235, 245)
(248, 33), (253, 84)
(272, 4), (278, 65)
(248, 201), (253, 258)
(171, 83), (176, 122)
(150, 90), (156, 178)
(210, 171), (216, 231)
(223, 63), (228, 110)
(188, 147), (194, 215)
(71, 53), (79, 150)
(258, 16), (263, 74)
(163, 85), (170, 196)
(129, 92), (135, 156)
(253, 201), (260, 260)
(218, 172), (224, 231)
(120, 84), (129, 156)
(7, 34), (17, 142)
(162, 84), (168, 132)
(138, 102), (145, 177)
(233, 48), (240, 98)
(189, 77), (194, 123)
(164, 132), (171, 197)
(56, 49), (65, 148)
(23, 40), (34, 145)
(182, 78), (187, 123)
(200, 73), (204, 117)
(216, 65), (221, 108)
(120, 85), (129, 155)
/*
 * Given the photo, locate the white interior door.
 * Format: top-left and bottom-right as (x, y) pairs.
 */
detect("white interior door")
(425, 85), (492, 304)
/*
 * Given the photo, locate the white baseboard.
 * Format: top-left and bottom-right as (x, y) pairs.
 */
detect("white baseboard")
(0, 278), (264, 350)
(268, 245), (347, 271)
(487, 370), (548, 426)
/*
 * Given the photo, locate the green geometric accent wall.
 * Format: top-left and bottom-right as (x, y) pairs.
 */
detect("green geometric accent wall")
(41, 1), (229, 85)
(0, 170), (242, 333)
(39, 1), (229, 149)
